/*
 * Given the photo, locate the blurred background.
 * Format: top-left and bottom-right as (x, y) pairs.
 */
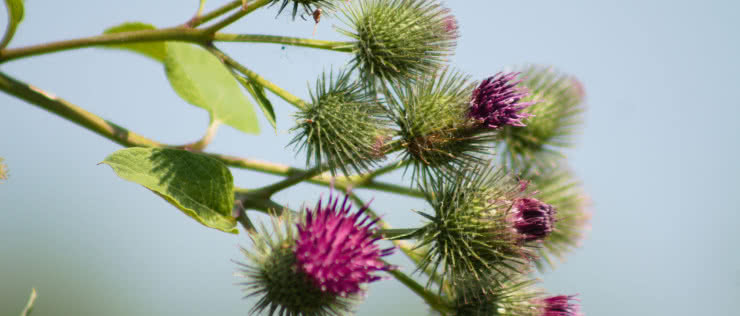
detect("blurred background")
(2, 0), (739, 315)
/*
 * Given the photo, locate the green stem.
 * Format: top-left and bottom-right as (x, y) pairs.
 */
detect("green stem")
(214, 33), (353, 52)
(379, 228), (420, 239)
(0, 71), (165, 147)
(0, 27), (207, 63)
(206, 45), (308, 110)
(383, 262), (451, 315)
(251, 164), (325, 198)
(0, 71), (422, 198)
(177, 117), (220, 151)
(187, 0), (242, 27)
(204, 0), (272, 33)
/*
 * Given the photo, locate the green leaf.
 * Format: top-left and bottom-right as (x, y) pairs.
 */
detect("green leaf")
(102, 22), (167, 62)
(20, 288), (36, 316)
(239, 76), (277, 131)
(1, 0), (25, 49)
(164, 43), (259, 135)
(101, 148), (238, 233)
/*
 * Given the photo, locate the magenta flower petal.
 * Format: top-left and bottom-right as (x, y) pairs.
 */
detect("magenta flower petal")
(470, 72), (537, 129)
(542, 295), (582, 316)
(295, 194), (394, 295)
(512, 197), (556, 242)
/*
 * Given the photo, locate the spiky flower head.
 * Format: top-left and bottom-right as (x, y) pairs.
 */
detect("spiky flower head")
(295, 194), (395, 295)
(388, 69), (497, 182)
(416, 163), (535, 298)
(269, 0), (339, 19)
(236, 211), (354, 315)
(469, 72), (536, 129)
(524, 164), (591, 269)
(498, 66), (586, 171)
(539, 295), (582, 316)
(290, 70), (391, 175)
(237, 195), (394, 315)
(511, 198), (556, 242)
(451, 276), (543, 316)
(338, 0), (458, 88)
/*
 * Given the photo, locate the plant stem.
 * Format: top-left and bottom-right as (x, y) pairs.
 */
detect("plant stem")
(250, 164), (325, 198)
(379, 228), (420, 239)
(187, 0), (243, 28)
(204, 0), (272, 33)
(180, 118), (220, 151)
(0, 72), (165, 147)
(213, 33), (353, 52)
(383, 262), (451, 315)
(0, 71), (423, 199)
(206, 45), (308, 110)
(0, 27), (207, 63)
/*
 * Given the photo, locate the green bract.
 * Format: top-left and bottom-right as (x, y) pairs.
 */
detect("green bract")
(290, 70), (390, 175)
(236, 213), (356, 316)
(451, 277), (541, 316)
(525, 164), (591, 269)
(416, 164), (533, 299)
(388, 70), (495, 182)
(338, 0), (457, 89)
(498, 66), (586, 171)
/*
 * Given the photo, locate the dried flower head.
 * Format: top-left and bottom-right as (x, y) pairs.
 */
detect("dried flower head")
(469, 72), (536, 129)
(295, 194), (395, 295)
(498, 66), (586, 171)
(511, 198), (556, 242)
(338, 0), (458, 88)
(290, 70), (390, 175)
(540, 295), (582, 316)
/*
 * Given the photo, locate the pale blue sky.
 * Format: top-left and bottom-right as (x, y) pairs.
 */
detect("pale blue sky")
(2, 0), (739, 315)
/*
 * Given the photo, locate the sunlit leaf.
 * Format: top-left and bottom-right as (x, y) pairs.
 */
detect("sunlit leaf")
(101, 147), (238, 233)
(164, 43), (259, 135)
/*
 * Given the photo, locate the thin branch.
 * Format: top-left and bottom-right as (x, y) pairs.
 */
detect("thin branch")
(186, 0), (243, 28)
(214, 33), (353, 52)
(204, 0), (272, 34)
(206, 45), (309, 110)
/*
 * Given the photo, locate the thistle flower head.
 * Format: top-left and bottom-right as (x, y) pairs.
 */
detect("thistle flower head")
(290, 70), (391, 175)
(270, 0), (339, 19)
(498, 66), (586, 171)
(388, 69), (496, 182)
(416, 163), (535, 298)
(236, 212), (354, 315)
(524, 164), (591, 269)
(469, 72), (536, 129)
(540, 295), (582, 316)
(295, 194), (395, 295)
(338, 0), (458, 88)
(511, 198), (556, 242)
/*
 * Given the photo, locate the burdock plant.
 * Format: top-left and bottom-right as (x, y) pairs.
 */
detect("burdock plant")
(2, 0), (592, 314)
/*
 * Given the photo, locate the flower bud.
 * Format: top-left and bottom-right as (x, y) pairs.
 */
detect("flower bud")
(338, 0), (458, 87)
(237, 194), (394, 315)
(452, 277), (542, 316)
(498, 66), (586, 171)
(290, 70), (391, 175)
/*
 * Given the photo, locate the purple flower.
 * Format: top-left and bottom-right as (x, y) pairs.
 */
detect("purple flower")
(295, 194), (394, 295)
(541, 295), (582, 316)
(469, 72), (537, 129)
(512, 198), (556, 242)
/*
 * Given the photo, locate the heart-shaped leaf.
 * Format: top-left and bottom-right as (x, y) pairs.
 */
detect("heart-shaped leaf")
(102, 22), (167, 62)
